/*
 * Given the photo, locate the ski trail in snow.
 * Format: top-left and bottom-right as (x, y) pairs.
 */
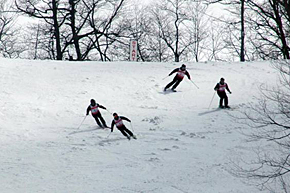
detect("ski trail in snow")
(68, 127), (103, 135)
(198, 108), (221, 115)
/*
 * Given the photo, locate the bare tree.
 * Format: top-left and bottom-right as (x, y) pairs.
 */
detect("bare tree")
(113, 0), (220, 62)
(206, 0), (246, 62)
(0, 0), (22, 58)
(15, 0), (66, 60)
(15, 0), (126, 61)
(204, 19), (228, 61)
(23, 22), (58, 60)
(233, 60), (290, 192)
(90, 0), (126, 61)
(206, 0), (290, 61)
(112, 3), (172, 62)
(129, 4), (165, 62)
(246, 0), (290, 60)
(186, 1), (209, 62)
(62, 0), (126, 61)
(151, 0), (196, 62)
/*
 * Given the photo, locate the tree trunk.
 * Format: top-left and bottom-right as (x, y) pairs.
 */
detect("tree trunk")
(240, 0), (245, 62)
(69, 0), (82, 61)
(52, 0), (63, 60)
(272, 0), (290, 59)
(175, 53), (180, 62)
(34, 24), (40, 60)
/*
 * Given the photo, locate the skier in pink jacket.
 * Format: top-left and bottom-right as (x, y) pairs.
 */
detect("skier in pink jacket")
(214, 78), (232, 108)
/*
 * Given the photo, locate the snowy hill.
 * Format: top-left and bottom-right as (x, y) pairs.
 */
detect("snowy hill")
(0, 58), (279, 193)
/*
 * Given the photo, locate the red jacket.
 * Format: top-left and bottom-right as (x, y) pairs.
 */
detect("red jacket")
(169, 68), (191, 80)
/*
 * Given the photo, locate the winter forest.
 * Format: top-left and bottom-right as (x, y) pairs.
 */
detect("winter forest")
(0, 0), (290, 62)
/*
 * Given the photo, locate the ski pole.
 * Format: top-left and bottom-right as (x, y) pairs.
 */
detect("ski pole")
(208, 92), (216, 110)
(77, 115), (87, 129)
(162, 75), (169, 80)
(106, 109), (112, 114)
(130, 122), (134, 132)
(107, 132), (112, 138)
(190, 80), (199, 89)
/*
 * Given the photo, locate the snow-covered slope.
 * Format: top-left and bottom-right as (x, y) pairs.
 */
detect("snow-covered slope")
(0, 58), (278, 193)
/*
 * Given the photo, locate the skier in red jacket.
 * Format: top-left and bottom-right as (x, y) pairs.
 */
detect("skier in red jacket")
(111, 112), (136, 140)
(86, 99), (108, 128)
(164, 64), (191, 92)
(214, 78), (232, 108)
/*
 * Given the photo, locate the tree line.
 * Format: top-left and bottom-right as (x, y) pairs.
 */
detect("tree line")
(0, 0), (289, 62)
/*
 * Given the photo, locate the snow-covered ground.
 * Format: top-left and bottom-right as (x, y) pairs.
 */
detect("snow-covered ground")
(0, 58), (279, 193)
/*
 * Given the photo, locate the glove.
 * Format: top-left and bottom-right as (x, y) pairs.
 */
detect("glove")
(229, 91), (232, 94)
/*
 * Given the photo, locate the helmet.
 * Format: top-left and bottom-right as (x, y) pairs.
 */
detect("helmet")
(181, 64), (186, 70)
(113, 112), (119, 120)
(90, 99), (96, 105)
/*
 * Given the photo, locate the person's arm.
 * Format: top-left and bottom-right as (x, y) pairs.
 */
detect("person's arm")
(120, 116), (131, 122)
(168, 68), (179, 76)
(111, 120), (115, 132)
(214, 83), (219, 91)
(98, 104), (107, 110)
(226, 84), (232, 93)
(86, 106), (91, 115)
(186, 71), (191, 80)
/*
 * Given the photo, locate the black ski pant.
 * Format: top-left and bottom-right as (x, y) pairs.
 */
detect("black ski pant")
(92, 113), (107, 127)
(217, 91), (228, 107)
(165, 76), (182, 90)
(117, 125), (134, 137)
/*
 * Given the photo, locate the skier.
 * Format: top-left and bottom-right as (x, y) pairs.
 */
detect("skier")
(164, 64), (191, 92)
(110, 112), (136, 140)
(214, 78), (232, 108)
(86, 99), (108, 128)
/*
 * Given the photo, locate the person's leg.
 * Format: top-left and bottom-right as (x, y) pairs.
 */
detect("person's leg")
(93, 114), (102, 127)
(217, 92), (225, 108)
(124, 127), (137, 139)
(224, 95), (229, 107)
(118, 127), (130, 140)
(97, 113), (107, 127)
(164, 77), (178, 90)
(220, 98), (224, 107)
(172, 79), (182, 90)
(123, 127), (134, 136)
